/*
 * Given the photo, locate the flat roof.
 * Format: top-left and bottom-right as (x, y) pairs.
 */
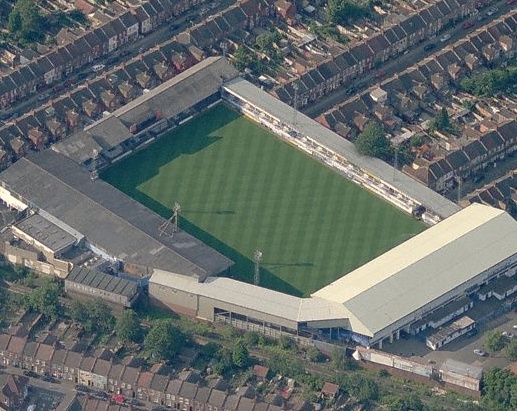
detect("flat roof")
(0, 151), (233, 279)
(440, 358), (483, 379)
(313, 204), (517, 336)
(14, 213), (76, 252)
(66, 266), (137, 297)
(223, 77), (460, 219)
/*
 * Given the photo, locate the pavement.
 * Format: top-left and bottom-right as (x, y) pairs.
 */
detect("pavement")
(382, 308), (517, 371)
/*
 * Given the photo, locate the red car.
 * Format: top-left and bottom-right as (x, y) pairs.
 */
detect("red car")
(462, 20), (474, 29)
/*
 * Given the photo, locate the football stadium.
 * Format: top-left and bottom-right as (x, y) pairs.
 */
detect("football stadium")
(100, 104), (425, 297)
(1, 57), (517, 350)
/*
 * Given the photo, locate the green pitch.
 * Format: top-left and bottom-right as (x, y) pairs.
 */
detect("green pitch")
(101, 105), (425, 297)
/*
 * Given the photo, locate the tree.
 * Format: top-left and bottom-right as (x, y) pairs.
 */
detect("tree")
(326, 0), (370, 25)
(507, 339), (517, 360)
(307, 347), (324, 362)
(145, 319), (185, 362)
(8, 0), (45, 43)
(23, 278), (62, 320)
(482, 368), (517, 410)
(115, 309), (141, 344)
(486, 331), (509, 352)
(68, 299), (114, 334)
(347, 375), (378, 402)
(212, 346), (234, 375)
(69, 300), (89, 324)
(430, 107), (451, 132)
(354, 121), (392, 161)
(232, 339), (249, 368)
(232, 46), (253, 71)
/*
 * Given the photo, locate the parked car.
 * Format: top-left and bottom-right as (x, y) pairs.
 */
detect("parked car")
(23, 370), (39, 378)
(75, 385), (91, 393)
(473, 349), (487, 356)
(462, 20), (475, 29)
(424, 43), (436, 52)
(486, 7), (497, 16)
(92, 64), (105, 73)
(507, 0), (516, 5)
(42, 375), (57, 383)
(440, 33), (451, 42)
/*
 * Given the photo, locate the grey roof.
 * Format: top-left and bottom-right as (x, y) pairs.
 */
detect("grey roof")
(54, 57), (238, 163)
(66, 266), (137, 298)
(440, 358), (482, 379)
(116, 56), (238, 125)
(0, 151), (233, 279)
(224, 77), (460, 219)
(14, 213), (77, 252)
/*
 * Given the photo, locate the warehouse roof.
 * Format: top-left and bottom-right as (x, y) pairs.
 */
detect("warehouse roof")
(0, 151), (233, 279)
(149, 270), (350, 328)
(223, 77), (460, 219)
(313, 204), (517, 337)
(66, 266), (137, 298)
(14, 213), (77, 253)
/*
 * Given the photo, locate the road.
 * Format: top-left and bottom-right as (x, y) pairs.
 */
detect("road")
(302, 0), (512, 118)
(1, 0), (236, 120)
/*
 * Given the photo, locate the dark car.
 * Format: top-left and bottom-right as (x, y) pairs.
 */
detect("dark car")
(23, 370), (39, 378)
(42, 375), (58, 383)
(75, 385), (91, 393)
(424, 43), (436, 52)
(462, 20), (475, 29)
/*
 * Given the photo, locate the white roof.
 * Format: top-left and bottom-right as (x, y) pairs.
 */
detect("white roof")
(313, 204), (517, 336)
(149, 270), (349, 325)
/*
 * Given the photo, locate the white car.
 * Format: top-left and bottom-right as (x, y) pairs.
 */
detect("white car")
(92, 64), (105, 73)
(473, 349), (487, 356)
(440, 33), (451, 42)
(512, 324), (517, 329)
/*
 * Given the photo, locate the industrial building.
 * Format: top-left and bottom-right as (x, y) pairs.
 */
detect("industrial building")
(65, 266), (140, 307)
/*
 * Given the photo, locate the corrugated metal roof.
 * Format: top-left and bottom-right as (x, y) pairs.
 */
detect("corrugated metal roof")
(149, 270), (349, 326)
(313, 204), (517, 336)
